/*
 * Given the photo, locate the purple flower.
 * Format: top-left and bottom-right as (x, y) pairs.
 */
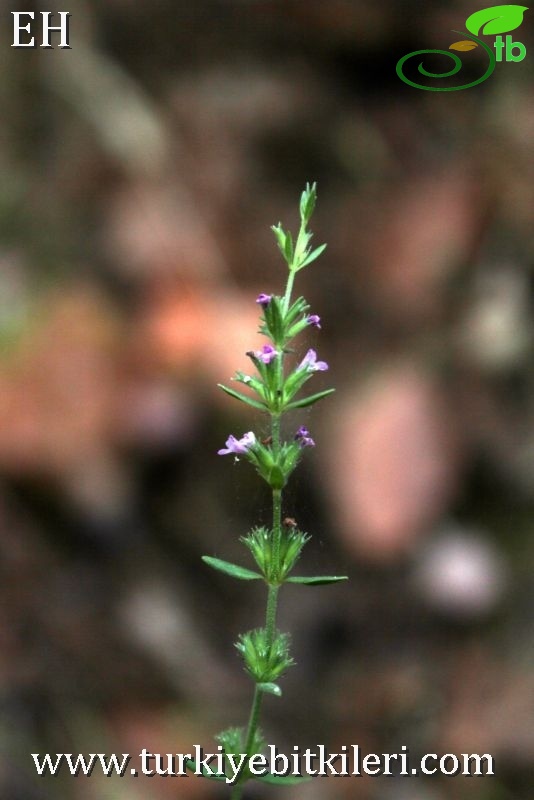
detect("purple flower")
(298, 348), (328, 372)
(307, 314), (321, 329)
(295, 426), (315, 448)
(295, 426), (310, 439)
(253, 344), (278, 365)
(218, 431), (256, 456)
(256, 293), (273, 307)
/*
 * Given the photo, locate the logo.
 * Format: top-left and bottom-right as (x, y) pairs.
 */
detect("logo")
(396, 4), (528, 91)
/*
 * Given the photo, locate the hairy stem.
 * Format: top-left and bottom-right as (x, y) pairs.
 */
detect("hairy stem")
(244, 685), (263, 756)
(230, 773), (246, 800)
(271, 488), (282, 596)
(265, 582), (279, 645)
(232, 442), (283, 796)
(283, 269), (296, 313)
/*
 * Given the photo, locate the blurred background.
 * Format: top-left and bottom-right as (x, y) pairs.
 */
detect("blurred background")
(1, 1), (533, 798)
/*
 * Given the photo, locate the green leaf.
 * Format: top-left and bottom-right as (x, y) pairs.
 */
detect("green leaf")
(271, 224), (293, 266)
(271, 223), (286, 253)
(256, 773), (312, 785)
(284, 296), (310, 327)
(234, 373), (267, 401)
(285, 388), (336, 410)
(297, 243), (327, 270)
(286, 575), (348, 585)
(257, 681), (282, 697)
(185, 759), (227, 781)
(202, 556), (263, 581)
(299, 182), (317, 223)
(465, 5), (528, 36)
(284, 230), (294, 263)
(218, 383), (267, 411)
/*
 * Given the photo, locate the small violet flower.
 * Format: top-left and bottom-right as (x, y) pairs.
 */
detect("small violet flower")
(307, 314), (321, 329)
(298, 348), (328, 373)
(256, 293), (273, 307)
(254, 344), (279, 365)
(294, 426), (315, 448)
(218, 431), (256, 456)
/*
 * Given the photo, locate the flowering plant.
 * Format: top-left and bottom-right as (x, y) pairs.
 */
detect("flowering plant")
(192, 184), (347, 797)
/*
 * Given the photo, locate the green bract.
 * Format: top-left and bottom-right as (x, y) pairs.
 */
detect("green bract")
(236, 629), (294, 683)
(241, 525), (310, 584)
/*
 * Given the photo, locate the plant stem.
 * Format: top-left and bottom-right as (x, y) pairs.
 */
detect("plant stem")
(283, 269), (296, 313)
(230, 781), (243, 800)
(230, 772), (247, 800)
(265, 583), (279, 645)
(271, 488), (282, 598)
(243, 685), (263, 756)
(229, 698), (266, 800)
(272, 414), (281, 450)
(232, 411), (284, 797)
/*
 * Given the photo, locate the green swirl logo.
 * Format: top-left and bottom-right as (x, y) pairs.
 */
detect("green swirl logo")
(396, 5), (528, 91)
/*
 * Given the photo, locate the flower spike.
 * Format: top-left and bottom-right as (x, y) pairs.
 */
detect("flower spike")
(207, 185), (345, 797)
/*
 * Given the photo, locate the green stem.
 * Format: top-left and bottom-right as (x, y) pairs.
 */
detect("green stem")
(232, 422), (284, 797)
(272, 488), (282, 586)
(243, 685), (263, 755)
(272, 414), (281, 451)
(230, 771), (247, 800)
(230, 781), (243, 800)
(283, 269), (296, 313)
(265, 583), (279, 645)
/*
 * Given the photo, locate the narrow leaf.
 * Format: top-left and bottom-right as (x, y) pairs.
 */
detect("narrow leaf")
(300, 182), (317, 223)
(257, 681), (282, 697)
(286, 575), (348, 585)
(285, 388), (336, 410)
(218, 384), (267, 411)
(284, 230), (294, 263)
(256, 773), (312, 785)
(185, 759), (227, 781)
(285, 296), (310, 326)
(271, 223), (286, 254)
(202, 556), (262, 581)
(465, 5), (528, 36)
(234, 373), (266, 400)
(450, 40), (478, 50)
(297, 243), (327, 270)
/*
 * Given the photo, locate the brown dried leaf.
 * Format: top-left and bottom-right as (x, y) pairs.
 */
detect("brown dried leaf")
(449, 40), (478, 51)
